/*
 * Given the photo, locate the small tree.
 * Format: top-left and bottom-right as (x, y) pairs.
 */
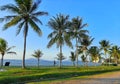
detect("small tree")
(32, 50), (43, 67)
(56, 53), (65, 67)
(69, 51), (76, 66)
(89, 46), (101, 66)
(0, 38), (16, 67)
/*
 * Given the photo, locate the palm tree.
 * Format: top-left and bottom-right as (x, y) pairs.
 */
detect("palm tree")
(0, 0), (48, 68)
(47, 14), (72, 68)
(109, 45), (120, 64)
(69, 51), (76, 66)
(81, 36), (94, 66)
(32, 49), (43, 67)
(69, 16), (88, 67)
(56, 53), (66, 67)
(89, 46), (100, 66)
(0, 38), (16, 67)
(99, 40), (111, 64)
(0, 38), (7, 67)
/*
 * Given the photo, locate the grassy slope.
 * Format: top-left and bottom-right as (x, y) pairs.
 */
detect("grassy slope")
(0, 66), (120, 84)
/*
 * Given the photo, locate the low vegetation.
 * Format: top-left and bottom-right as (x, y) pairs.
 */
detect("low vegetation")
(0, 66), (120, 83)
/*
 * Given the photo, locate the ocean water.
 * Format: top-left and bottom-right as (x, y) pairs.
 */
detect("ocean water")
(3, 59), (101, 66)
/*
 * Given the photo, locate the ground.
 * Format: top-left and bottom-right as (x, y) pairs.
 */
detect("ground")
(50, 71), (120, 84)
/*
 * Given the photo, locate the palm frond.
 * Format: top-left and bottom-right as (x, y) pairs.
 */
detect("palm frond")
(29, 19), (42, 36)
(16, 21), (25, 36)
(6, 46), (16, 52)
(48, 31), (57, 38)
(7, 51), (16, 55)
(0, 4), (20, 14)
(32, 11), (48, 16)
(3, 16), (22, 30)
(47, 37), (56, 48)
(31, 16), (42, 25)
(29, 0), (41, 13)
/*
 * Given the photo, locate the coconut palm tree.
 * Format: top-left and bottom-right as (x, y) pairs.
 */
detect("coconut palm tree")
(89, 46), (101, 66)
(0, 38), (7, 67)
(99, 40), (111, 64)
(69, 51), (76, 66)
(0, 0), (48, 68)
(0, 38), (16, 67)
(32, 49), (43, 67)
(47, 14), (72, 68)
(109, 45), (120, 64)
(81, 36), (94, 66)
(69, 16), (88, 67)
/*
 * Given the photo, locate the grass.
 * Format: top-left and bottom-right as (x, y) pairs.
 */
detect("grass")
(0, 66), (120, 84)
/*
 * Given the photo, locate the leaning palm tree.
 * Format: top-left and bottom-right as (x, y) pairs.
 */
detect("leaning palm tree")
(69, 16), (88, 67)
(0, 0), (48, 68)
(69, 51), (76, 66)
(32, 49), (43, 67)
(99, 40), (111, 64)
(47, 14), (72, 68)
(0, 38), (16, 67)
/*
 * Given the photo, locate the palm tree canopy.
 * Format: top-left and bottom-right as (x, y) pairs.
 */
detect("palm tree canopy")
(69, 16), (89, 42)
(89, 46), (101, 61)
(0, 38), (7, 54)
(99, 40), (111, 54)
(32, 49), (43, 59)
(47, 14), (72, 48)
(81, 36), (94, 50)
(0, 38), (16, 55)
(109, 45), (120, 59)
(0, 0), (48, 36)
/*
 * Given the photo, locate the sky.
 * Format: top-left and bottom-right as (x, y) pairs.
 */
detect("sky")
(0, 0), (120, 61)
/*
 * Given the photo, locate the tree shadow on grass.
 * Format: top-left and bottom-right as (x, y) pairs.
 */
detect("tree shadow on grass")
(0, 68), (120, 84)
(25, 68), (120, 83)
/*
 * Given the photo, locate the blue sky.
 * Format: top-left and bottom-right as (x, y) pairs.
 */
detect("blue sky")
(0, 0), (120, 60)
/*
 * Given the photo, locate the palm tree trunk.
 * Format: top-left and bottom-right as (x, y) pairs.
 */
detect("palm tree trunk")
(38, 58), (39, 68)
(22, 35), (27, 69)
(1, 55), (4, 67)
(76, 38), (78, 67)
(73, 61), (75, 67)
(22, 22), (28, 69)
(60, 45), (62, 68)
(105, 52), (107, 66)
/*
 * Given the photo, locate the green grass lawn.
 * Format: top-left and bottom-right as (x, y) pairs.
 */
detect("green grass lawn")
(0, 66), (120, 84)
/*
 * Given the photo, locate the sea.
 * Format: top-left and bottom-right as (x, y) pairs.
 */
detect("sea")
(3, 58), (101, 67)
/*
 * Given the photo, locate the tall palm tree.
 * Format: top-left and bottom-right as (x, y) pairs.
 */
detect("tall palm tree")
(0, 0), (48, 68)
(0, 38), (16, 67)
(32, 49), (43, 67)
(89, 46), (100, 66)
(99, 40), (111, 64)
(69, 51), (76, 66)
(69, 16), (88, 67)
(47, 14), (72, 68)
